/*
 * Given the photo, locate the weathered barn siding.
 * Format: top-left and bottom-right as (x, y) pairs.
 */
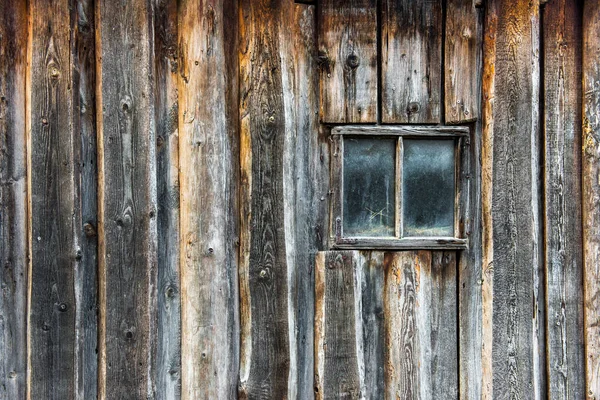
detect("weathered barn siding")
(0, 0), (597, 399)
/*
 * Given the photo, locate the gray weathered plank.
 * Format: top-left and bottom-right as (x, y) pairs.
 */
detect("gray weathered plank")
(318, 0), (377, 123)
(482, 0), (545, 398)
(178, 0), (239, 398)
(238, 0), (295, 397)
(72, 1), (99, 398)
(29, 0), (77, 397)
(154, 0), (181, 398)
(543, 0), (585, 398)
(381, 0), (442, 123)
(445, 0), (480, 123)
(0, 1), (28, 398)
(583, 1), (600, 397)
(96, 0), (158, 397)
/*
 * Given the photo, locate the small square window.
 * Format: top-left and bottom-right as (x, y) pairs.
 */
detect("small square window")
(330, 125), (470, 250)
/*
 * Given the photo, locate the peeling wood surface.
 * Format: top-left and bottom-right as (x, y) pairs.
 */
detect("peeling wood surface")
(96, 0), (158, 397)
(583, 1), (600, 398)
(543, 0), (585, 398)
(0, 1), (28, 398)
(318, 0), (377, 123)
(381, 0), (442, 123)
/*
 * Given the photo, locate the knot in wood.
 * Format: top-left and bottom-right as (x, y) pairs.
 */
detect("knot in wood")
(346, 54), (360, 69)
(58, 303), (68, 312)
(84, 222), (97, 237)
(407, 102), (421, 114)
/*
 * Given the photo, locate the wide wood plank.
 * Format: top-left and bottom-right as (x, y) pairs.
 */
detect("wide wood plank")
(238, 0), (295, 397)
(583, 1), (600, 397)
(381, 0), (442, 123)
(29, 1), (78, 397)
(482, 0), (545, 398)
(178, 0), (239, 398)
(445, 0), (480, 123)
(0, 1), (28, 398)
(154, 0), (181, 398)
(543, 0), (585, 398)
(96, 0), (158, 397)
(318, 0), (377, 123)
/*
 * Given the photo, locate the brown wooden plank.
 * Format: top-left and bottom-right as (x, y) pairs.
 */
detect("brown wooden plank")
(314, 251), (361, 399)
(482, 0), (544, 397)
(178, 0), (239, 398)
(318, 0), (377, 123)
(583, 1), (600, 397)
(445, 0), (480, 123)
(96, 0), (158, 397)
(72, 1), (99, 398)
(29, 0), (78, 397)
(0, 1), (28, 398)
(381, 0), (442, 123)
(238, 0), (295, 397)
(154, 0), (181, 398)
(543, 0), (585, 398)
(383, 251), (458, 399)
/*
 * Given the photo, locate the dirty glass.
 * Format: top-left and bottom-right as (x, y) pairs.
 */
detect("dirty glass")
(403, 139), (455, 237)
(343, 137), (396, 237)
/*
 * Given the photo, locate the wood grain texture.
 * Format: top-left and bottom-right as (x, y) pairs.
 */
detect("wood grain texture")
(483, 0), (545, 398)
(178, 0), (239, 398)
(154, 0), (181, 398)
(318, 0), (377, 123)
(381, 0), (442, 123)
(238, 0), (295, 397)
(445, 0), (480, 123)
(72, 1), (99, 398)
(29, 0), (78, 397)
(96, 0), (158, 397)
(543, 0), (585, 398)
(583, 1), (600, 398)
(0, 1), (28, 398)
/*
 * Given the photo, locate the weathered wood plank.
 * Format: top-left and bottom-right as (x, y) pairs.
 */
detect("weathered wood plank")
(543, 0), (585, 398)
(318, 0), (377, 123)
(154, 0), (181, 398)
(0, 1), (28, 398)
(381, 0), (442, 123)
(178, 0), (239, 398)
(482, 0), (544, 398)
(238, 0), (295, 397)
(29, 0), (78, 397)
(72, 1), (99, 398)
(292, 4), (321, 398)
(445, 0), (480, 123)
(96, 0), (158, 397)
(583, 1), (600, 398)
(314, 251), (361, 399)
(383, 251), (457, 400)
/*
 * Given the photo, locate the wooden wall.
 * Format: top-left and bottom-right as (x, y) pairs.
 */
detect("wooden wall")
(0, 0), (597, 399)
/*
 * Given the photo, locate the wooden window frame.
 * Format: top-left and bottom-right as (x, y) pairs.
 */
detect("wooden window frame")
(330, 125), (470, 250)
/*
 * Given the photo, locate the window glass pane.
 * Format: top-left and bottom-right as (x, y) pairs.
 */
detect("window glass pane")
(343, 137), (396, 237)
(403, 139), (455, 237)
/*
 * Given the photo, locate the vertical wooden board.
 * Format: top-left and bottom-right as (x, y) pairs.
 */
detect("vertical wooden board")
(178, 0), (239, 398)
(0, 1), (28, 398)
(583, 1), (600, 398)
(314, 251), (361, 399)
(238, 0), (295, 397)
(96, 0), (158, 398)
(72, 1), (99, 398)
(318, 0), (377, 123)
(445, 0), (480, 123)
(381, 0), (442, 123)
(154, 0), (180, 398)
(29, 0), (78, 398)
(292, 4), (321, 398)
(383, 251), (458, 400)
(483, 0), (544, 398)
(543, 0), (585, 398)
